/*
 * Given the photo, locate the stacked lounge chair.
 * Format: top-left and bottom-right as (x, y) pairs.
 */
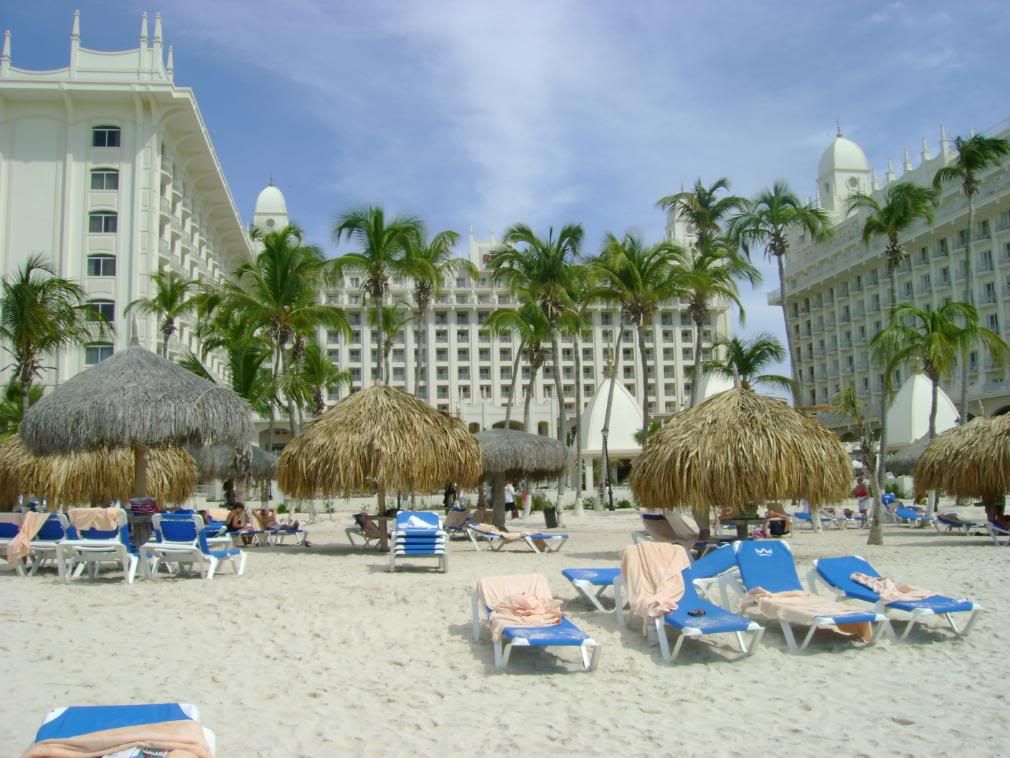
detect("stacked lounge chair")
(389, 511), (447, 573)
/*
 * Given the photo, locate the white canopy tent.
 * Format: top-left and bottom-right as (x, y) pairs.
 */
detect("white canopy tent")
(885, 373), (958, 450)
(580, 378), (643, 490)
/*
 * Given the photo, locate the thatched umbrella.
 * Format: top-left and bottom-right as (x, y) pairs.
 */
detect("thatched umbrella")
(914, 416), (1010, 500)
(474, 429), (568, 528)
(0, 434), (197, 506)
(630, 388), (851, 522)
(187, 444), (277, 482)
(20, 338), (252, 498)
(278, 385), (481, 507)
(888, 434), (930, 477)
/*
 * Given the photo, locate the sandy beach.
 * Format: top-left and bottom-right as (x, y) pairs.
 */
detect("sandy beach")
(2, 506), (1005, 757)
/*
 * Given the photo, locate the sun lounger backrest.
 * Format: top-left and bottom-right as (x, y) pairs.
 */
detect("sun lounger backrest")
(735, 540), (803, 593)
(444, 509), (471, 528)
(156, 515), (204, 543)
(35, 513), (68, 541)
(477, 574), (553, 611)
(641, 513), (678, 542)
(815, 556), (880, 602)
(34, 703), (193, 743)
(396, 511), (441, 530)
(691, 543), (736, 579)
(0, 513), (22, 538)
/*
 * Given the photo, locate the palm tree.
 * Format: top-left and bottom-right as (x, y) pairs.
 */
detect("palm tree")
(702, 334), (795, 393)
(125, 270), (199, 358)
(681, 238), (760, 406)
(0, 255), (111, 416)
(291, 341), (351, 417)
(406, 229), (476, 396)
(871, 302), (1009, 512)
(933, 134), (1010, 422)
(847, 180), (939, 482)
(484, 301), (552, 432)
(657, 176), (746, 248)
(489, 224), (582, 459)
(730, 180), (833, 405)
(832, 386), (885, 545)
(565, 266), (596, 511)
(367, 303), (415, 384)
(333, 206), (423, 386)
(0, 380), (42, 441)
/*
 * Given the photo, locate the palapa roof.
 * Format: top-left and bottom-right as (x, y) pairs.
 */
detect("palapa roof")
(474, 429), (568, 481)
(277, 385), (481, 498)
(20, 342), (252, 456)
(888, 434), (930, 476)
(0, 435), (197, 506)
(914, 416), (1010, 499)
(188, 444), (277, 482)
(630, 388), (851, 519)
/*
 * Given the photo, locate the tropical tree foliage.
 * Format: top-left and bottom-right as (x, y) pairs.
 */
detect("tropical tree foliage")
(658, 176), (745, 248)
(832, 385), (884, 545)
(0, 380), (42, 441)
(702, 333), (794, 393)
(484, 301), (553, 433)
(125, 270), (199, 358)
(368, 303), (415, 384)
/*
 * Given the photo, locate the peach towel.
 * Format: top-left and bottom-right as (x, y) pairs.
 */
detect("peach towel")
(850, 573), (935, 603)
(6, 512), (51, 567)
(207, 508), (230, 523)
(621, 542), (692, 634)
(477, 574), (563, 641)
(22, 718), (212, 758)
(67, 507), (123, 535)
(0, 512), (23, 526)
(743, 588), (873, 642)
(471, 523), (529, 540)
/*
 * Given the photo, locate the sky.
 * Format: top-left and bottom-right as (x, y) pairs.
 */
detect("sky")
(5, 0), (1010, 379)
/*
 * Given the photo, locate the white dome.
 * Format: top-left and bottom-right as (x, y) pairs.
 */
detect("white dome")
(885, 373), (958, 449)
(698, 371), (735, 400)
(254, 184), (288, 216)
(580, 378), (644, 457)
(818, 134), (871, 177)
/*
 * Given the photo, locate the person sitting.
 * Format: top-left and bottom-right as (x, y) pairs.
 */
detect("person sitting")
(985, 503), (1010, 528)
(763, 507), (791, 537)
(225, 503), (257, 545)
(254, 507), (300, 532)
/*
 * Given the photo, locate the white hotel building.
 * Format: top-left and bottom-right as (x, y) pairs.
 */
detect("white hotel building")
(781, 123), (1010, 426)
(0, 13), (251, 385)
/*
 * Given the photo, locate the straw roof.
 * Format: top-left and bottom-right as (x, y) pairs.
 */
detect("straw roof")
(914, 416), (1010, 499)
(630, 388), (851, 518)
(474, 429), (568, 481)
(0, 435), (197, 505)
(888, 434), (930, 476)
(277, 385), (482, 498)
(188, 444), (277, 482)
(20, 343), (252, 455)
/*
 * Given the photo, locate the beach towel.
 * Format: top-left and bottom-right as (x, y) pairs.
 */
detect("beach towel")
(208, 508), (230, 523)
(743, 588), (873, 642)
(850, 572), (936, 603)
(6, 512), (51, 567)
(621, 542), (691, 634)
(399, 514), (435, 530)
(477, 574), (563, 641)
(472, 523), (530, 540)
(22, 718), (212, 758)
(67, 507), (123, 534)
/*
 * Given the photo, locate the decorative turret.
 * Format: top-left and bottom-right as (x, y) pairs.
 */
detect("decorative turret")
(940, 124), (951, 159)
(140, 12), (148, 46)
(166, 45), (174, 80)
(1, 30), (10, 77)
(920, 136), (931, 163)
(885, 159), (896, 184)
(69, 10), (80, 76)
(903, 146), (913, 173)
(152, 12), (163, 72)
(816, 124), (871, 217)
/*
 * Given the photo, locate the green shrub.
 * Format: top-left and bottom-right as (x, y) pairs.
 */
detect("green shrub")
(884, 483), (908, 500)
(530, 494), (551, 512)
(616, 498), (633, 510)
(581, 496), (599, 511)
(277, 503), (288, 515)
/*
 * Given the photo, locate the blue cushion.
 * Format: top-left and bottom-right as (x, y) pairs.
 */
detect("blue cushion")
(561, 567), (620, 586)
(735, 541), (803, 593)
(887, 596), (974, 614)
(209, 549), (240, 559)
(500, 617), (589, 646)
(690, 544), (737, 579)
(664, 602), (753, 635)
(34, 703), (190, 742)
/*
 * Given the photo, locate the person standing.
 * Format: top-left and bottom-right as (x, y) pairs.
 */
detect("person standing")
(853, 476), (870, 516)
(504, 481), (517, 519)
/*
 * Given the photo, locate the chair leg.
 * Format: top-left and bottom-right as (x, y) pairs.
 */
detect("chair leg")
(471, 592), (482, 641)
(655, 618), (672, 661)
(958, 607), (981, 637)
(780, 622), (799, 651)
(206, 557), (218, 580)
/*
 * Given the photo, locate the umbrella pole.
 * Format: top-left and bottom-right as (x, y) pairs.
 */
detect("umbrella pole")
(133, 444), (148, 498)
(492, 476), (506, 529)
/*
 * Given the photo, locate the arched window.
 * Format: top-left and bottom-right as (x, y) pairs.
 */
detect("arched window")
(88, 299), (115, 323)
(86, 254), (116, 277)
(85, 343), (114, 365)
(88, 211), (117, 234)
(90, 168), (119, 191)
(92, 126), (121, 148)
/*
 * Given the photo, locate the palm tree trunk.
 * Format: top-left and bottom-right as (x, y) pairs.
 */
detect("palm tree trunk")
(777, 255), (801, 406)
(279, 348), (297, 439)
(927, 369), (940, 515)
(602, 319), (625, 511)
(550, 331), (567, 523)
(573, 332), (584, 514)
(865, 438), (884, 546)
(504, 336), (524, 427)
(691, 310), (705, 407)
(414, 306), (425, 396)
(637, 321), (651, 436)
(162, 322), (171, 359)
(959, 193), (975, 424)
(384, 344), (391, 384)
(523, 362), (540, 433)
(375, 289), (385, 386)
(20, 376), (31, 419)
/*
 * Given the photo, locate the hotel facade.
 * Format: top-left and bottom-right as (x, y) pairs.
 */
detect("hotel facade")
(781, 122), (1010, 427)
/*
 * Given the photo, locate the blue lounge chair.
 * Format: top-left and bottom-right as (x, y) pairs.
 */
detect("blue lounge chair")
(389, 511), (447, 573)
(895, 505), (933, 527)
(809, 555), (981, 639)
(933, 513), (983, 536)
(466, 523), (568, 553)
(614, 544), (764, 662)
(719, 540), (892, 651)
(561, 567), (623, 622)
(58, 508), (139, 583)
(142, 514), (246, 580)
(986, 520), (1010, 546)
(472, 574), (600, 671)
(27, 703), (215, 756)
(17, 513), (71, 576)
(0, 513), (22, 553)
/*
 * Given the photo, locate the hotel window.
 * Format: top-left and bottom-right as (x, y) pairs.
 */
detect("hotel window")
(583, 348), (593, 361)
(870, 268), (879, 285)
(85, 342), (114, 365)
(1005, 242), (1010, 262)
(622, 348), (633, 361)
(86, 254), (116, 277)
(457, 348), (469, 362)
(392, 349), (404, 362)
(88, 211), (118, 234)
(436, 349), (448, 362)
(456, 313), (469, 325)
(600, 313), (612, 326)
(984, 282), (997, 304)
(326, 330), (341, 344)
(392, 367), (405, 381)
(458, 366), (470, 380)
(938, 238), (948, 256)
(941, 267), (949, 285)
(349, 349), (360, 362)
(969, 352), (978, 371)
(903, 281), (913, 298)
(456, 329), (469, 341)
(980, 249), (994, 272)
(988, 314), (999, 333)
(680, 329), (692, 342)
(623, 331), (633, 343)
(500, 366), (512, 379)
(920, 273), (931, 291)
(958, 228), (969, 247)
(854, 275), (862, 291)
(623, 366), (634, 379)
(327, 349), (339, 362)
(479, 349), (490, 361)
(92, 126), (121, 147)
(90, 168), (119, 191)
(661, 313), (673, 326)
(499, 349), (511, 362)
(918, 248), (928, 265)
(88, 299), (115, 323)
(349, 276), (360, 289)
(479, 367), (490, 380)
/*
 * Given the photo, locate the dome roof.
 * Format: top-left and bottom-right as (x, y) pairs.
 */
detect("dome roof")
(254, 184), (288, 216)
(580, 378), (644, 457)
(885, 373), (958, 450)
(818, 134), (870, 177)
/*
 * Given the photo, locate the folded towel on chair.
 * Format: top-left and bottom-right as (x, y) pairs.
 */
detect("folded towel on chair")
(6, 512), (51, 567)
(67, 507), (123, 534)
(477, 574), (563, 641)
(743, 588), (873, 642)
(620, 542), (691, 634)
(850, 572), (936, 603)
(471, 523), (530, 540)
(23, 718), (212, 758)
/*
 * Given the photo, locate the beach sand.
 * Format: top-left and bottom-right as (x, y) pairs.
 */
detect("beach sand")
(2, 508), (1004, 757)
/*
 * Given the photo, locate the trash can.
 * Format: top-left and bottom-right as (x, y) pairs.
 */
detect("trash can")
(543, 507), (558, 529)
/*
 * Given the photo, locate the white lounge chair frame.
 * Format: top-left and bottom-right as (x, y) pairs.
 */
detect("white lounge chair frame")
(466, 525), (568, 554)
(57, 511), (138, 584)
(141, 515), (247, 580)
(16, 514), (72, 577)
